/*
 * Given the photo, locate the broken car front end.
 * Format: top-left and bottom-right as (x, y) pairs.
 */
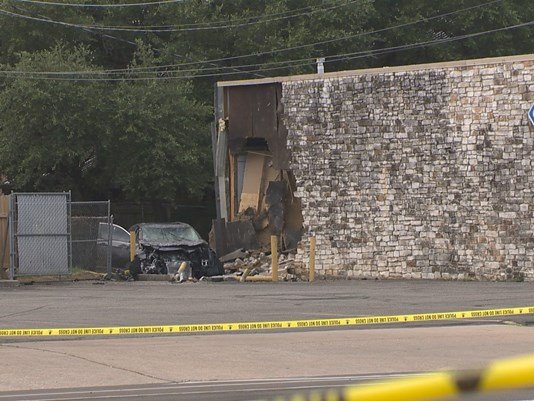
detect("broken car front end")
(129, 223), (224, 279)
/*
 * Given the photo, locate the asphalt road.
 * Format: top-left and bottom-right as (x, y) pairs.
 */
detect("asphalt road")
(2, 324), (533, 392)
(1, 281), (533, 400)
(0, 280), (533, 329)
(0, 376), (532, 401)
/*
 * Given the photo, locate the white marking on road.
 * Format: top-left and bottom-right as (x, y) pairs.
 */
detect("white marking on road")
(0, 384), (395, 401)
(0, 373), (422, 400)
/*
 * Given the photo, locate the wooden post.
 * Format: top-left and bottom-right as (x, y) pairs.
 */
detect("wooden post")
(228, 151), (235, 222)
(178, 262), (190, 282)
(271, 235), (278, 282)
(240, 266), (253, 283)
(129, 230), (136, 262)
(309, 236), (316, 282)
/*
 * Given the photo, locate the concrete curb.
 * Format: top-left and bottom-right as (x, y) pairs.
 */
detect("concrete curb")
(0, 279), (19, 288)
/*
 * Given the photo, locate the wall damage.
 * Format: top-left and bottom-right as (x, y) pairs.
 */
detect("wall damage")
(215, 54), (534, 281)
(212, 83), (303, 257)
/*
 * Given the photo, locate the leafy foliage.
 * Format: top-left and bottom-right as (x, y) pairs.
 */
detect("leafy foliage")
(0, 0), (532, 202)
(0, 46), (109, 198)
(0, 44), (211, 201)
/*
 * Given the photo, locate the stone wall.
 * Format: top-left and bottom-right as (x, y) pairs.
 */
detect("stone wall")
(283, 57), (534, 280)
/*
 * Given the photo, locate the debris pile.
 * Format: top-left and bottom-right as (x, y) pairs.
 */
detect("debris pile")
(102, 250), (309, 284)
(199, 249), (307, 282)
(103, 269), (134, 282)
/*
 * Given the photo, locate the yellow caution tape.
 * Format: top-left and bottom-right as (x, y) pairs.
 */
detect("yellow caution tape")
(284, 353), (534, 401)
(480, 353), (534, 392)
(342, 372), (458, 401)
(0, 306), (532, 337)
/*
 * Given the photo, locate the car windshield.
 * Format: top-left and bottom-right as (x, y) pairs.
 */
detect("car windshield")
(140, 225), (201, 243)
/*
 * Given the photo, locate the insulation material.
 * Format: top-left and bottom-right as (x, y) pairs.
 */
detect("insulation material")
(226, 220), (259, 251)
(258, 158), (280, 217)
(265, 181), (285, 235)
(238, 153), (266, 213)
(252, 157), (281, 247)
(283, 195), (304, 250)
(236, 155), (246, 201)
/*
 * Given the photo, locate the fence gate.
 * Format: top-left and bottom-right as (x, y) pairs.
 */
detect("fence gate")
(10, 193), (71, 277)
(71, 201), (112, 274)
(0, 195), (9, 279)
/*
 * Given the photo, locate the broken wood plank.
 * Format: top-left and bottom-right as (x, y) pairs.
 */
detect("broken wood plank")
(240, 266), (253, 282)
(238, 152), (265, 213)
(245, 275), (275, 282)
(219, 248), (246, 263)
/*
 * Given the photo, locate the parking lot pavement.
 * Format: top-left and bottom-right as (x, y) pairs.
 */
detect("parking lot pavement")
(0, 280), (532, 329)
(1, 324), (533, 392)
(3, 380), (533, 401)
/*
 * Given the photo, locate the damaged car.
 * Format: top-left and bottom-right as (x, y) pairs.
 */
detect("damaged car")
(129, 222), (224, 279)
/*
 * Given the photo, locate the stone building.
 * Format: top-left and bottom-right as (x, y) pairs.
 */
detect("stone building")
(213, 54), (534, 281)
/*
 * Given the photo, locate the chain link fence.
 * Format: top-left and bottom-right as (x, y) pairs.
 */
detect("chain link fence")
(71, 201), (112, 274)
(9, 193), (71, 277)
(7, 194), (112, 278)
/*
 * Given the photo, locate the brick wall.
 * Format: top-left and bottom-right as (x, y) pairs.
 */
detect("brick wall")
(283, 58), (534, 280)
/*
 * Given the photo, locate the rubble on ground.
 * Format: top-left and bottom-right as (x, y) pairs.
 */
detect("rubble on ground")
(104, 249), (308, 284)
(215, 249), (307, 282)
(103, 269), (134, 282)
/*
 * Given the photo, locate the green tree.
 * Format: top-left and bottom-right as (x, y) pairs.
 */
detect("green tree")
(0, 45), (110, 199)
(367, 0), (534, 68)
(0, 44), (212, 202)
(108, 44), (212, 202)
(0, 0), (532, 205)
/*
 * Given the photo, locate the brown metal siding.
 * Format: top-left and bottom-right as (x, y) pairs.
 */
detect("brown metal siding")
(226, 83), (289, 170)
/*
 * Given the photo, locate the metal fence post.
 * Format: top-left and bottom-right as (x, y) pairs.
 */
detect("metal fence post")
(107, 211), (113, 276)
(271, 235), (278, 282)
(8, 194), (15, 280)
(67, 191), (72, 273)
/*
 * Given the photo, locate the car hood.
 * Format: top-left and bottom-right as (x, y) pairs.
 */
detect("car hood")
(139, 239), (207, 251)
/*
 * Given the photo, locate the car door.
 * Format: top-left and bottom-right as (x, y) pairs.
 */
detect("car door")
(111, 224), (131, 268)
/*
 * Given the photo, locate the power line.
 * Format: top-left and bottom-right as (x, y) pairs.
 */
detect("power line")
(327, 20), (534, 63)
(0, 0), (507, 73)
(7, 0), (189, 7)
(166, 0), (505, 67)
(0, 0), (361, 32)
(4, 2), (265, 78)
(95, 0), (360, 31)
(1, 52), (311, 76)
(105, 0), (353, 29)
(6, 0), (357, 30)
(1, 20), (531, 81)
